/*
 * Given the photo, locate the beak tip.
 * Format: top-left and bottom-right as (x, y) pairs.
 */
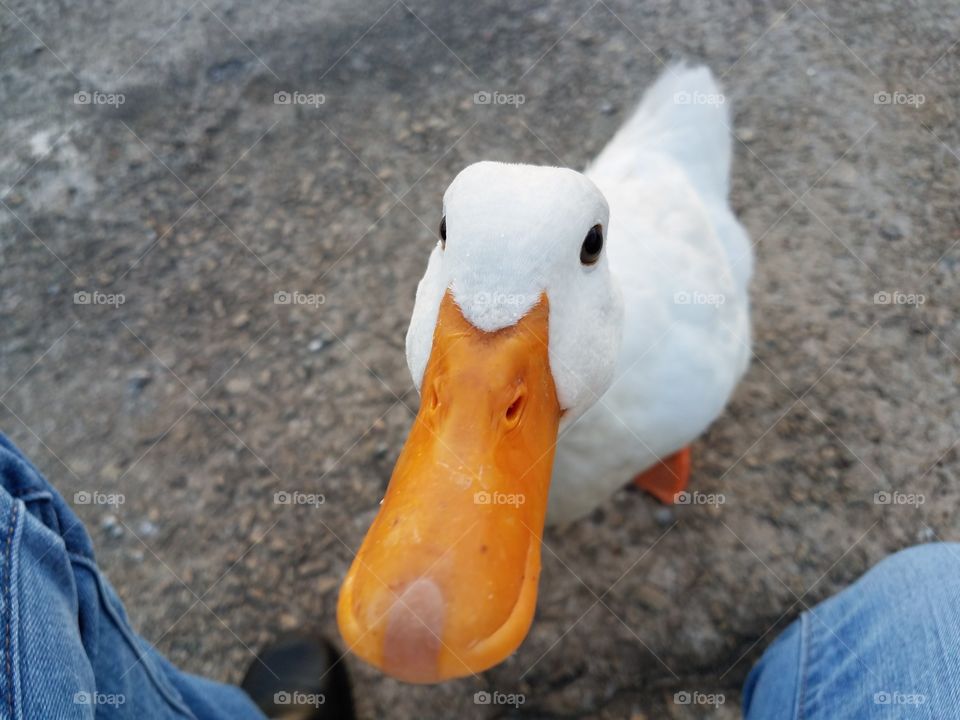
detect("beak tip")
(382, 577), (445, 683)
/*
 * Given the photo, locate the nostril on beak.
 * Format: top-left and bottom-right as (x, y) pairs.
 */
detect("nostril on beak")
(382, 578), (444, 682)
(505, 393), (525, 425)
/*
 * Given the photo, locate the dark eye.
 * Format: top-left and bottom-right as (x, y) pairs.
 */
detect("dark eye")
(580, 224), (603, 265)
(439, 216), (447, 249)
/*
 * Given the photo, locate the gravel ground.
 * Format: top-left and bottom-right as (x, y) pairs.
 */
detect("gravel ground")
(2, 0), (959, 717)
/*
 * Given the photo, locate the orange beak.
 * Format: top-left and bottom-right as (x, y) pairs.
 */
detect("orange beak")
(337, 290), (561, 683)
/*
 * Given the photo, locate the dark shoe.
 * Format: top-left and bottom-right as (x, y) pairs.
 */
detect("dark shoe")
(241, 632), (355, 720)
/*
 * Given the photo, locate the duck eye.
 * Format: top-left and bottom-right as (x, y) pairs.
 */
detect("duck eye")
(580, 224), (603, 265)
(439, 216), (447, 249)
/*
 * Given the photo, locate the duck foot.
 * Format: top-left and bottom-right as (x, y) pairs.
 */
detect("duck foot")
(631, 446), (691, 504)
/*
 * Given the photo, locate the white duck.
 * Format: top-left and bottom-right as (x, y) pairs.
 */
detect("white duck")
(338, 65), (753, 683)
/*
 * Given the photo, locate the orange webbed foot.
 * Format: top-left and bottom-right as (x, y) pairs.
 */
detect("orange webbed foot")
(631, 446), (691, 504)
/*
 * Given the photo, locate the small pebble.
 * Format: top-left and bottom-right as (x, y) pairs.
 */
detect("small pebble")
(654, 507), (675, 526)
(226, 377), (252, 394)
(101, 514), (124, 539)
(127, 369), (152, 394)
(231, 311), (250, 329)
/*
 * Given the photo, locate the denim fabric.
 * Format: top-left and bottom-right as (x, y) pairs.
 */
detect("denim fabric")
(744, 542), (960, 719)
(0, 433), (263, 719)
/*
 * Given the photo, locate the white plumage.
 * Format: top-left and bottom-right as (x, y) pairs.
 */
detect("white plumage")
(406, 64), (753, 524)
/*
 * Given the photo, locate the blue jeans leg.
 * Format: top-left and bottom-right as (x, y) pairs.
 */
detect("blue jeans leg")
(743, 542), (960, 719)
(0, 432), (264, 719)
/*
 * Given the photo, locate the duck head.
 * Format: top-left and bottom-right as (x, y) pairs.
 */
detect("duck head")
(337, 162), (624, 682)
